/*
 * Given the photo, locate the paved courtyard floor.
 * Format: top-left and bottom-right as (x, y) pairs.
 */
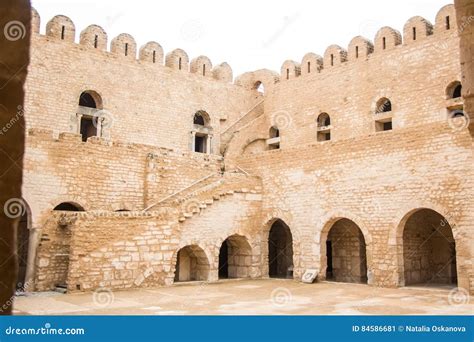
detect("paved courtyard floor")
(13, 279), (473, 315)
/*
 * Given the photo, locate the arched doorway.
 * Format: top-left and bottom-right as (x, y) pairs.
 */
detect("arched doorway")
(268, 220), (293, 279)
(325, 219), (367, 283)
(402, 209), (457, 287)
(16, 200), (31, 291)
(174, 245), (210, 282)
(52, 202), (84, 291)
(218, 235), (252, 279)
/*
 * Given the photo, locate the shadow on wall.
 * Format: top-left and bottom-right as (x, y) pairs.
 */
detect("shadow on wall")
(0, 0), (31, 315)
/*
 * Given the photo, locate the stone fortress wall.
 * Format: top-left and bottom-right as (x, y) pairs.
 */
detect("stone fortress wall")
(18, 4), (473, 295)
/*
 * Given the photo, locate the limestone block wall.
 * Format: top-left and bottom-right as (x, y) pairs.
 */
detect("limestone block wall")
(235, 123), (473, 292)
(232, 5), (462, 153)
(144, 151), (224, 207)
(24, 10), (262, 153)
(37, 192), (264, 292)
(23, 129), (224, 222)
(177, 192), (264, 282)
(34, 211), (74, 291)
(66, 210), (179, 292)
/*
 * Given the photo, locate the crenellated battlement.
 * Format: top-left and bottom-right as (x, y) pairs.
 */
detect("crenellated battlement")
(30, 8), (233, 83)
(31, 4), (458, 91)
(277, 4), (457, 82)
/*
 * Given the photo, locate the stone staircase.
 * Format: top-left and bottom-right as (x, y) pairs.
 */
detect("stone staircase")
(220, 100), (265, 155)
(164, 171), (262, 224)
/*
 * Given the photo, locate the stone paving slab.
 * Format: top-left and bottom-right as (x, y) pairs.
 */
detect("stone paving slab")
(13, 279), (473, 315)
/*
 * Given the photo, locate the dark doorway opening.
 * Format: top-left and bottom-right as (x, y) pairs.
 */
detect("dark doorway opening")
(403, 209), (457, 287)
(326, 240), (333, 280)
(194, 135), (206, 153)
(326, 218), (368, 284)
(268, 220), (293, 279)
(16, 209), (29, 291)
(218, 241), (229, 279)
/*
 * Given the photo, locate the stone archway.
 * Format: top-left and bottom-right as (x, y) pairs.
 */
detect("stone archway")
(325, 219), (368, 284)
(218, 234), (252, 279)
(402, 209), (457, 287)
(321, 218), (368, 284)
(174, 245), (210, 282)
(268, 219), (294, 279)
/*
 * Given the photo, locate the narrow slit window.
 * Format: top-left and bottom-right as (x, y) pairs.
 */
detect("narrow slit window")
(331, 54), (334, 66)
(383, 37), (387, 50)
(152, 50), (156, 63)
(94, 35), (98, 48)
(179, 57), (182, 70)
(61, 26), (65, 40)
(124, 43), (129, 56)
(355, 46), (359, 58)
(412, 27), (417, 40)
(445, 16), (450, 30)
(203, 64), (206, 76)
(307, 61), (311, 73)
(286, 69), (289, 80)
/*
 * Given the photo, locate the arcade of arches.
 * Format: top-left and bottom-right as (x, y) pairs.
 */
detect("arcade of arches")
(19, 210), (460, 291)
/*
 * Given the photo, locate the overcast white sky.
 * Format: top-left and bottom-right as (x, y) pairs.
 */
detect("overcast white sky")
(31, 0), (451, 76)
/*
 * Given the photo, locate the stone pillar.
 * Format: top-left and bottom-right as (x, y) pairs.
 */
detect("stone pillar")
(454, 0), (474, 295)
(191, 131), (196, 152)
(454, 0), (474, 138)
(206, 135), (213, 154)
(75, 114), (83, 134)
(0, 0), (31, 315)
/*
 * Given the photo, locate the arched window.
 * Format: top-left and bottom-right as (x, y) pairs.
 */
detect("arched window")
(374, 98), (393, 132)
(375, 98), (392, 113)
(269, 126), (279, 138)
(446, 81), (462, 99)
(53, 202), (85, 211)
(192, 111), (212, 154)
(317, 113), (331, 142)
(78, 91), (103, 142)
(317, 113), (331, 127)
(193, 112), (206, 126)
(267, 126), (280, 150)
